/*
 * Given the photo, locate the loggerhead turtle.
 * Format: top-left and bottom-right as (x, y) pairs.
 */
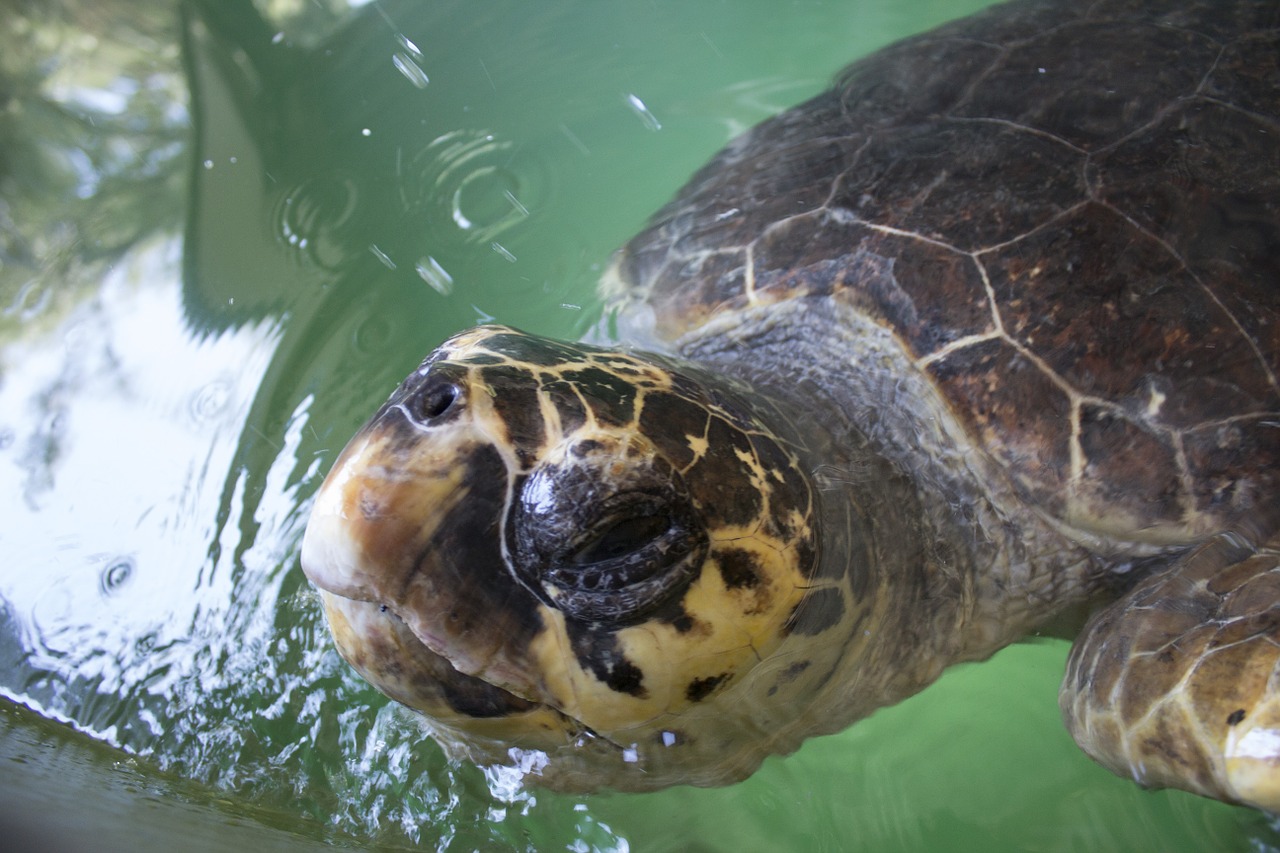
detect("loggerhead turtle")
(300, 0), (1280, 808)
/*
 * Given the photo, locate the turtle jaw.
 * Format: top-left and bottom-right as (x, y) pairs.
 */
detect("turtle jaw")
(314, 588), (585, 744)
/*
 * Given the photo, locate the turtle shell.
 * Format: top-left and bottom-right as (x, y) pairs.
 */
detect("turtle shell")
(609, 0), (1280, 544)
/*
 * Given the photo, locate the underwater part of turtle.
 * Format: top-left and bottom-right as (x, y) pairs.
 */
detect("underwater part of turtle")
(300, 0), (1280, 807)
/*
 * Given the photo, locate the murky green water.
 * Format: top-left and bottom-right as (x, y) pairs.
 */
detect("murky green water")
(1, 1), (1278, 850)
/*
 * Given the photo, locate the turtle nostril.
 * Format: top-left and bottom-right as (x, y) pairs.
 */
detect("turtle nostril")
(408, 377), (461, 423)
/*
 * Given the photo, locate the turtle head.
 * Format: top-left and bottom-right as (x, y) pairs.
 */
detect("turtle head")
(301, 324), (823, 790)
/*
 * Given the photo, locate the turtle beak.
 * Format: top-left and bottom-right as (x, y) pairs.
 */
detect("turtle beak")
(300, 411), (470, 613)
(300, 357), (557, 703)
(299, 432), (389, 605)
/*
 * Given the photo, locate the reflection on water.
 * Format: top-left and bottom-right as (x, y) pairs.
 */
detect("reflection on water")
(1, 0), (1278, 850)
(2, 241), (276, 717)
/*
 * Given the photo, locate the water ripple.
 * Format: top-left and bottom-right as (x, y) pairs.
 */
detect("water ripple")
(98, 557), (135, 597)
(398, 129), (546, 248)
(272, 174), (361, 270)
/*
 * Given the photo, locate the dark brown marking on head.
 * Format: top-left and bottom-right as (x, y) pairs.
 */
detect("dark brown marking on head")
(408, 443), (547, 648)
(795, 539), (821, 583)
(786, 587), (845, 637)
(482, 332), (586, 366)
(780, 660), (811, 682)
(717, 548), (764, 589)
(1227, 708), (1246, 726)
(541, 375), (588, 436)
(483, 366), (546, 468)
(639, 391), (711, 471)
(685, 672), (730, 703)
(563, 620), (648, 698)
(748, 433), (810, 540)
(563, 366), (638, 426)
(686, 416), (761, 527)
(651, 596), (703, 635)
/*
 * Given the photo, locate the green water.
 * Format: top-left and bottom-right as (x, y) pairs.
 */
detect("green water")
(1, 1), (1276, 850)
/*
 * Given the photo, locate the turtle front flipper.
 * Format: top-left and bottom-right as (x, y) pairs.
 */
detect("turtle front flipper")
(1061, 528), (1280, 810)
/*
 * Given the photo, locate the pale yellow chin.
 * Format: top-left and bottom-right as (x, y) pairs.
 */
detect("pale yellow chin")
(318, 589), (584, 745)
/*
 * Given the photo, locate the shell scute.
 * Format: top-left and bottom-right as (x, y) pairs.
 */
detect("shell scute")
(1076, 405), (1184, 528)
(954, 22), (1219, 150)
(987, 203), (1279, 428)
(833, 118), (1087, 251)
(925, 337), (1073, 513)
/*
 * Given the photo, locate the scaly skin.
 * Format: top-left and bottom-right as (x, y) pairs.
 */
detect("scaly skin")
(1063, 528), (1280, 810)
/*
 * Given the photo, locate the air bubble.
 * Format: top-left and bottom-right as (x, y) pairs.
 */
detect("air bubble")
(369, 244), (396, 269)
(625, 93), (662, 131)
(392, 52), (429, 89)
(396, 33), (423, 58)
(415, 256), (454, 296)
(451, 166), (514, 229)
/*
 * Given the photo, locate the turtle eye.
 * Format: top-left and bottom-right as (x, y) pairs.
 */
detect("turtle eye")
(571, 513), (670, 565)
(404, 373), (463, 424)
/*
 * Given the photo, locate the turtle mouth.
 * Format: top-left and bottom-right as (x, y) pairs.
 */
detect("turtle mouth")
(315, 589), (549, 722)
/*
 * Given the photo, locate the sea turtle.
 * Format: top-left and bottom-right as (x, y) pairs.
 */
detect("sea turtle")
(300, 0), (1280, 808)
